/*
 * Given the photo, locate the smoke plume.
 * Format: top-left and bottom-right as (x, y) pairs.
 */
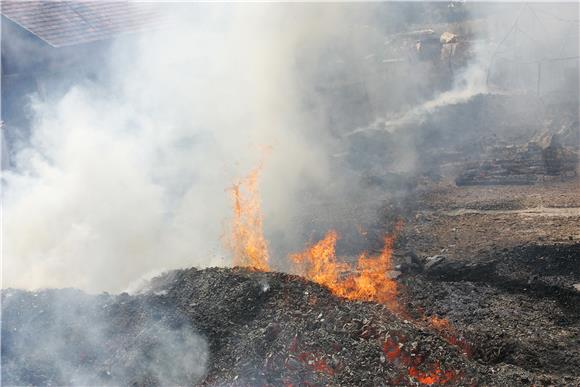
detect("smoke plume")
(2, 3), (578, 293)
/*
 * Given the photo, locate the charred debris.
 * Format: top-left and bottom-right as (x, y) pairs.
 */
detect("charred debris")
(3, 259), (579, 386)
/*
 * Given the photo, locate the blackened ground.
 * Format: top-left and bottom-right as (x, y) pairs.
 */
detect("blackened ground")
(401, 244), (580, 380)
(146, 267), (481, 386)
(3, 265), (578, 386)
(393, 177), (580, 387)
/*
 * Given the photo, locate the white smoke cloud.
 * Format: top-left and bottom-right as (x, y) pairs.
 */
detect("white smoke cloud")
(2, 288), (208, 385)
(2, 4), (364, 292)
(4, 3), (576, 293)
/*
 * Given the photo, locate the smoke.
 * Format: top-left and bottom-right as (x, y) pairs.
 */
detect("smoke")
(345, 2), (578, 171)
(3, 3), (578, 293)
(2, 4), (384, 292)
(483, 3), (579, 94)
(2, 288), (208, 385)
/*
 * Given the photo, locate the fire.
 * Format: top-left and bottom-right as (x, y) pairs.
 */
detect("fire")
(225, 166), (270, 271)
(226, 163), (401, 311)
(408, 364), (455, 385)
(383, 336), (457, 385)
(224, 166), (464, 384)
(429, 316), (451, 330)
(428, 316), (472, 356)
(290, 228), (401, 312)
(288, 230), (347, 288)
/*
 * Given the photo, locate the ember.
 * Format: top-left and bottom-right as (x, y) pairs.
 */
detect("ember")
(428, 316), (472, 356)
(383, 336), (458, 385)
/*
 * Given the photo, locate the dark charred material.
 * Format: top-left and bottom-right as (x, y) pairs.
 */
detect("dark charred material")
(4, 264), (580, 386)
(401, 243), (580, 383)
(456, 139), (578, 186)
(1, 288), (208, 386)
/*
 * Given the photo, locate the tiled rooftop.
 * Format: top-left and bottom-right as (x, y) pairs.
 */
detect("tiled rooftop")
(1, 1), (168, 47)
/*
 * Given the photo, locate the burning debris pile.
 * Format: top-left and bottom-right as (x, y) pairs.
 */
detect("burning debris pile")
(5, 265), (576, 386)
(4, 123), (578, 385)
(152, 267), (476, 386)
(3, 161), (578, 386)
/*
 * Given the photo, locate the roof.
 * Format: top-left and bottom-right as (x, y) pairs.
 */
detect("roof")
(1, 1), (168, 48)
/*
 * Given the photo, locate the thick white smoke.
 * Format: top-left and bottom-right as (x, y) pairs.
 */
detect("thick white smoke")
(2, 5), (374, 292)
(3, 3), (577, 293)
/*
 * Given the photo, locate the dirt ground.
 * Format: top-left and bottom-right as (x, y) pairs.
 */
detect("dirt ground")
(396, 177), (580, 384)
(402, 179), (580, 259)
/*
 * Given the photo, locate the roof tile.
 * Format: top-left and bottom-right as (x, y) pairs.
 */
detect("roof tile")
(1, 0), (169, 47)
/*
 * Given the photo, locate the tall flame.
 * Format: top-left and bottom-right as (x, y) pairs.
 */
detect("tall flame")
(290, 227), (401, 313)
(225, 164), (401, 311)
(226, 166), (270, 271)
(225, 168), (462, 383)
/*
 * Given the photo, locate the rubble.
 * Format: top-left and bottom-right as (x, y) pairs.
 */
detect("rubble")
(424, 254), (447, 270)
(456, 138), (578, 186)
(3, 262), (579, 386)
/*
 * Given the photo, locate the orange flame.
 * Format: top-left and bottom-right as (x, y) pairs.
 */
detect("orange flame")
(290, 226), (401, 312)
(429, 316), (451, 331)
(223, 165), (463, 383)
(289, 230), (347, 287)
(428, 316), (472, 356)
(226, 167), (270, 271)
(408, 364), (455, 385)
(226, 163), (402, 312)
(384, 336), (457, 385)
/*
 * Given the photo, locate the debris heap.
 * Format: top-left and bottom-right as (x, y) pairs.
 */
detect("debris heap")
(3, 266), (575, 386)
